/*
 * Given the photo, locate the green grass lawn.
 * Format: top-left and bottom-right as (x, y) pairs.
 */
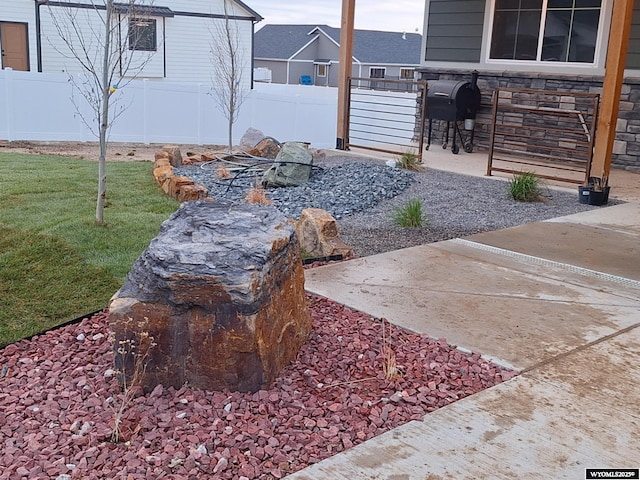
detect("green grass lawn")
(0, 153), (179, 346)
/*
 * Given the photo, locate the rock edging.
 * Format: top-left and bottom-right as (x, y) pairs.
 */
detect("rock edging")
(153, 147), (208, 202)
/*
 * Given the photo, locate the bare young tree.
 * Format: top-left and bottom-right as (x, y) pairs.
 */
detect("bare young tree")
(209, 0), (249, 154)
(44, 0), (156, 225)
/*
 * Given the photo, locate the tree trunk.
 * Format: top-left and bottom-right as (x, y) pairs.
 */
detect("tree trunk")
(95, 2), (113, 226)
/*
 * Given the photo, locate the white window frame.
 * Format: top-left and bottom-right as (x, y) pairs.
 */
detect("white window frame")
(486, 0), (608, 68)
(400, 68), (415, 80)
(316, 64), (327, 77)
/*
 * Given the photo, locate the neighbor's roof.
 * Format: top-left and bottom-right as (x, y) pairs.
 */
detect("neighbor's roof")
(233, 0), (263, 21)
(254, 24), (422, 65)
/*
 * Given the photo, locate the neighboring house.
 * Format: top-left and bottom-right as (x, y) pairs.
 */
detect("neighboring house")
(254, 24), (422, 87)
(0, 0), (262, 85)
(419, 0), (640, 170)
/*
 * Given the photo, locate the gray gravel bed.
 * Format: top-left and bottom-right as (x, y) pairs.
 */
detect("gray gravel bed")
(176, 155), (613, 258)
(338, 167), (610, 257)
(175, 160), (414, 219)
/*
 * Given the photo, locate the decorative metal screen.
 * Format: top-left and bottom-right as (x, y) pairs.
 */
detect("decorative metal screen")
(345, 77), (428, 161)
(487, 88), (600, 185)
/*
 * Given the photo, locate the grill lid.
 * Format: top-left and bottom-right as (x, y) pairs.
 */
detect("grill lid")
(427, 80), (481, 121)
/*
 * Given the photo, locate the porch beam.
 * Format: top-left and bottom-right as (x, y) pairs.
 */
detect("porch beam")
(590, 0), (635, 183)
(336, 0), (355, 150)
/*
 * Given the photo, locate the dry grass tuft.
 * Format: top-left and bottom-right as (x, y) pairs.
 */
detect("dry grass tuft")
(217, 164), (232, 179)
(245, 186), (272, 205)
(381, 319), (403, 381)
(111, 327), (156, 444)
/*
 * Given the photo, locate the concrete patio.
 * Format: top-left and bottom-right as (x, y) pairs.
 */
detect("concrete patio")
(289, 149), (640, 479)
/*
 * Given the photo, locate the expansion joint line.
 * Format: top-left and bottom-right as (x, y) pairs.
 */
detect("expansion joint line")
(451, 238), (640, 290)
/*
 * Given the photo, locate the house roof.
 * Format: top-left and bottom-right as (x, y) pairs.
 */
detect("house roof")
(255, 24), (422, 65)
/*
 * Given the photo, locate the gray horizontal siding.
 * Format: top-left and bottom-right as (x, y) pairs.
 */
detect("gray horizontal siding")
(628, 3), (640, 69)
(424, 0), (485, 63)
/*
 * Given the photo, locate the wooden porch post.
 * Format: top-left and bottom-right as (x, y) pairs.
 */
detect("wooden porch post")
(590, 0), (635, 184)
(336, 0), (355, 150)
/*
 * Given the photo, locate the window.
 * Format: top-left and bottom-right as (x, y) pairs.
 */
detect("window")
(316, 64), (327, 77)
(369, 67), (386, 89)
(370, 67), (386, 78)
(400, 68), (415, 80)
(489, 0), (601, 63)
(129, 18), (157, 51)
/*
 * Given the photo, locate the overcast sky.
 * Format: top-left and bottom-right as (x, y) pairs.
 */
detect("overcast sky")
(248, 0), (426, 34)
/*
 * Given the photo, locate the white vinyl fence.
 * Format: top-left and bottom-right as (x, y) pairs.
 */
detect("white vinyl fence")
(0, 69), (340, 149)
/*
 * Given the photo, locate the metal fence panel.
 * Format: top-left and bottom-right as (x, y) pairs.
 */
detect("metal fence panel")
(345, 77), (427, 160)
(487, 88), (600, 185)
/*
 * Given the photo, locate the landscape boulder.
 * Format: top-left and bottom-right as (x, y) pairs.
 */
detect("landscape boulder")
(262, 142), (313, 187)
(109, 201), (311, 392)
(296, 208), (354, 259)
(247, 137), (281, 159)
(239, 127), (266, 149)
(162, 145), (183, 167)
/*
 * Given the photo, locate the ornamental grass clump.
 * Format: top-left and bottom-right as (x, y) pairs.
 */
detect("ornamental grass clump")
(396, 151), (421, 171)
(508, 171), (542, 202)
(392, 198), (424, 227)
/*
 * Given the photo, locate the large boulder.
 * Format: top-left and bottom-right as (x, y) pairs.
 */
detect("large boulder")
(262, 142), (313, 187)
(108, 201), (311, 393)
(296, 208), (354, 259)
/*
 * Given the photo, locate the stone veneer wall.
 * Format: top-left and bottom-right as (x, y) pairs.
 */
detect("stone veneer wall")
(419, 68), (640, 172)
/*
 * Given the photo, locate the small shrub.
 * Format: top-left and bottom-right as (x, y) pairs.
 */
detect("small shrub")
(392, 198), (424, 227)
(244, 185), (272, 205)
(396, 151), (421, 171)
(508, 172), (542, 202)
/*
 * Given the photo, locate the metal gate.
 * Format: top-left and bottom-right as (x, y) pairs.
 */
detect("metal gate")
(487, 88), (600, 185)
(344, 77), (428, 160)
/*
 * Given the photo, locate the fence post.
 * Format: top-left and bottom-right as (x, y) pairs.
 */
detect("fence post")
(197, 83), (203, 145)
(3, 68), (14, 141)
(143, 79), (149, 145)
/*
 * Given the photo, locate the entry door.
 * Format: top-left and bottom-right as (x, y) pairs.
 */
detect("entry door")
(1, 22), (29, 71)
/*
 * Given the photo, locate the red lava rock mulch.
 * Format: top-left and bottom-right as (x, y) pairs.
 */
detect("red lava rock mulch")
(0, 294), (517, 479)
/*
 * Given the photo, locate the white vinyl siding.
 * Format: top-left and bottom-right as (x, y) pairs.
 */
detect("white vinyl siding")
(15, 0), (255, 84)
(165, 15), (253, 86)
(39, 7), (165, 78)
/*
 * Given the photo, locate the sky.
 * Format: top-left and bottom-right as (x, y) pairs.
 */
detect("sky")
(248, 0), (426, 34)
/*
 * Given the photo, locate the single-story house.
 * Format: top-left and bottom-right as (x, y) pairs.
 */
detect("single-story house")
(254, 24), (422, 87)
(0, 0), (262, 85)
(419, 0), (640, 170)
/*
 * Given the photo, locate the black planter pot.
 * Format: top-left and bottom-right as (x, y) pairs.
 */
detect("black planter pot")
(578, 186), (610, 206)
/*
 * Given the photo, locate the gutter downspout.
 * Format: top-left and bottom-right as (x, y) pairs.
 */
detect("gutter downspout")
(250, 21), (255, 88)
(35, 0), (45, 72)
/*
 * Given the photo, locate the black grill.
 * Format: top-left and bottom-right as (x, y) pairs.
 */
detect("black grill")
(426, 72), (481, 154)
(427, 80), (481, 122)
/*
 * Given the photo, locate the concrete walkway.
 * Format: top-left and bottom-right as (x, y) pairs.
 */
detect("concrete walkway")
(289, 150), (640, 479)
